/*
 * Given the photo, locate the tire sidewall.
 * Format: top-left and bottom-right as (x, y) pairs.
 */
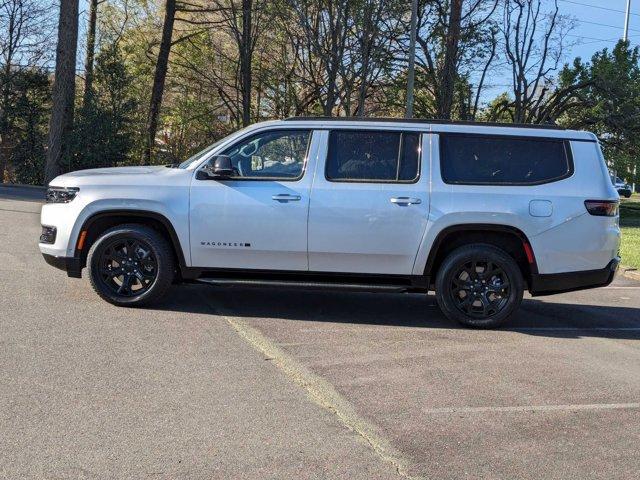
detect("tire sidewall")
(435, 245), (524, 328)
(88, 226), (173, 306)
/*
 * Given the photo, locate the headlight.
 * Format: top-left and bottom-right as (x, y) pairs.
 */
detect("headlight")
(46, 186), (79, 203)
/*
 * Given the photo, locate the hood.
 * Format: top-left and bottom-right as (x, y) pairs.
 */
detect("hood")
(49, 165), (175, 187)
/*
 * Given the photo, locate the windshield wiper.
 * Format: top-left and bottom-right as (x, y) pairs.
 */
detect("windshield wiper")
(164, 163), (180, 168)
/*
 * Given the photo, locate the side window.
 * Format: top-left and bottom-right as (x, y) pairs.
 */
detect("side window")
(326, 130), (420, 183)
(440, 134), (573, 185)
(221, 129), (311, 180)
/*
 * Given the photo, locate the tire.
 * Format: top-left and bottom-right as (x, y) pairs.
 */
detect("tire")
(87, 224), (175, 306)
(624, 191), (632, 199)
(435, 244), (524, 329)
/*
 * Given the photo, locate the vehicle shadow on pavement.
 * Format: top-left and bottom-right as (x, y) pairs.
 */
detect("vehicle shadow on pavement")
(154, 284), (640, 340)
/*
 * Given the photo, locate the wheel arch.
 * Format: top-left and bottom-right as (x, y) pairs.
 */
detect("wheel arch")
(423, 224), (538, 289)
(75, 210), (187, 273)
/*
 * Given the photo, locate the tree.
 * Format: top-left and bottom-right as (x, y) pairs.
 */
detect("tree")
(438, 0), (462, 118)
(45, 0), (79, 183)
(495, 0), (581, 124)
(286, 0), (351, 116)
(559, 41), (640, 181)
(413, 0), (499, 119)
(72, 44), (139, 170)
(144, 0), (176, 164)
(82, 0), (102, 108)
(347, 0), (404, 116)
(0, 0), (52, 182)
(11, 69), (50, 184)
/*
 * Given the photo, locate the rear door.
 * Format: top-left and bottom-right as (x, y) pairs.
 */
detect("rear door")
(307, 129), (430, 275)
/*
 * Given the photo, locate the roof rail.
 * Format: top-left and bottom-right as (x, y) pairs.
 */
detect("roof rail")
(282, 116), (565, 130)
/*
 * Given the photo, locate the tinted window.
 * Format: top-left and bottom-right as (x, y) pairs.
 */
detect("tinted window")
(440, 134), (572, 185)
(221, 129), (310, 180)
(326, 131), (420, 182)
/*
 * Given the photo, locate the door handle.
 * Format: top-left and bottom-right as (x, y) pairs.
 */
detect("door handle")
(390, 197), (422, 205)
(272, 193), (302, 202)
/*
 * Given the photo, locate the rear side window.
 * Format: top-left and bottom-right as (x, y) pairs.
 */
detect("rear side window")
(326, 130), (420, 183)
(440, 134), (573, 185)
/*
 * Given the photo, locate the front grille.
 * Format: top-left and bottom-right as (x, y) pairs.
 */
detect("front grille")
(40, 226), (57, 244)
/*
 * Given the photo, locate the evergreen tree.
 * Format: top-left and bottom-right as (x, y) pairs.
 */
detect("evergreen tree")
(71, 44), (138, 170)
(559, 41), (640, 180)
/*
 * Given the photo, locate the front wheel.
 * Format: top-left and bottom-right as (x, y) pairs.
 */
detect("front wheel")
(435, 244), (524, 328)
(87, 224), (175, 306)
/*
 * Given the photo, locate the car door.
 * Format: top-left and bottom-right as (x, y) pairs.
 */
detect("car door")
(307, 129), (430, 275)
(190, 128), (317, 270)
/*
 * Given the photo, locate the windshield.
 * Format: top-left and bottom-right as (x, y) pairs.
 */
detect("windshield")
(178, 134), (233, 169)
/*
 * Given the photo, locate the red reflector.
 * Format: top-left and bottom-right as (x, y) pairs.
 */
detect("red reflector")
(584, 200), (619, 217)
(523, 242), (535, 264)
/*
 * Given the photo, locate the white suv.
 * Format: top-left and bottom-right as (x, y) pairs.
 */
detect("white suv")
(40, 118), (621, 328)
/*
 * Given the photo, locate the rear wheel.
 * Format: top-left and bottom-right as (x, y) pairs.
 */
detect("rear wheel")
(435, 244), (524, 328)
(87, 224), (174, 306)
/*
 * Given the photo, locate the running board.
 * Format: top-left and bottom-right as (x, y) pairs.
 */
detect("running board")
(196, 277), (410, 293)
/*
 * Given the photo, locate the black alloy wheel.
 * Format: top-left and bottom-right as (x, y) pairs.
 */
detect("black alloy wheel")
(449, 260), (510, 318)
(435, 244), (524, 328)
(87, 224), (174, 306)
(98, 238), (158, 297)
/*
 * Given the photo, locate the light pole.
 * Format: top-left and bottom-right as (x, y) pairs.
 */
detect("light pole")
(406, 0), (418, 118)
(623, 0), (632, 42)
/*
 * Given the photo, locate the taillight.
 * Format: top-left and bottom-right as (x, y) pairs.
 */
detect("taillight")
(584, 200), (619, 216)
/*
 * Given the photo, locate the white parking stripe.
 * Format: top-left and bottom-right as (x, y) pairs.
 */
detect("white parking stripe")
(422, 403), (640, 415)
(222, 314), (417, 479)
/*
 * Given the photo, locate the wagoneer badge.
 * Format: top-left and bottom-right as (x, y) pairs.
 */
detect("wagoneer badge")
(201, 241), (251, 248)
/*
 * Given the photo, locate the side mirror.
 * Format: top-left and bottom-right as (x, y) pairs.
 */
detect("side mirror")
(197, 155), (234, 180)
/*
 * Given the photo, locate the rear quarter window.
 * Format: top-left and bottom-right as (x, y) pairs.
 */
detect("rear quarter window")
(440, 134), (573, 185)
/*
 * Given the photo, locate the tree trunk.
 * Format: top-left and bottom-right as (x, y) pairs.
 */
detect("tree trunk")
(323, 1), (343, 117)
(45, 0), (80, 184)
(0, 48), (14, 183)
(144, 0), (176, 165)
(437, 0), (462, 119)
(82, 0), (98, 109)
(240, 0), (252, 127)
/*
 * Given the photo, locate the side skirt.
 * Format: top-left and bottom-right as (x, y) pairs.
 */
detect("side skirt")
(187, 268), (430, 294)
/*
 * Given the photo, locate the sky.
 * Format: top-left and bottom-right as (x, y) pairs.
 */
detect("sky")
(477, 0), (639, 100)
(560, 0), (639, 61)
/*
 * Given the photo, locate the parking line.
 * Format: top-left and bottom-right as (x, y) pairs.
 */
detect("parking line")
(224, 315), (420, 480)
(422, 403), (640, 415)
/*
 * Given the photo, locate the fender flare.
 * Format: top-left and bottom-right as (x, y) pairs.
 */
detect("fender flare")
(421, 223), (538, 277)
(77, 209), (187, 268)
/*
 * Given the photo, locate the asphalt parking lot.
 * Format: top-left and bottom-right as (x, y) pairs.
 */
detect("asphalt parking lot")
(1, 185), (640, 479)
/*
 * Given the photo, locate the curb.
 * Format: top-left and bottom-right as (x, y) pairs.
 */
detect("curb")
(620, 265), (640, 282)
(0, 183), (45, 190)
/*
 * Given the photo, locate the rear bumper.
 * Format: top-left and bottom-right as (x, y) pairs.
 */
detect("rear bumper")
(42, 253), (83, 278)
(529, 257), (619, 296)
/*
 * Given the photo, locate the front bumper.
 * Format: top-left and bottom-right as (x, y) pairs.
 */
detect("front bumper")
(42, 253), (83, 278)
(529, 257), (620, 296)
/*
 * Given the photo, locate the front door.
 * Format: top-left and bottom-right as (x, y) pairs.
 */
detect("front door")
(308, 129), (430, 275)
(190, 128), (316, 270)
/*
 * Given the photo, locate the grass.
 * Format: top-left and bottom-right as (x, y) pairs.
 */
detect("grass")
(620, 194), (640, 269)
